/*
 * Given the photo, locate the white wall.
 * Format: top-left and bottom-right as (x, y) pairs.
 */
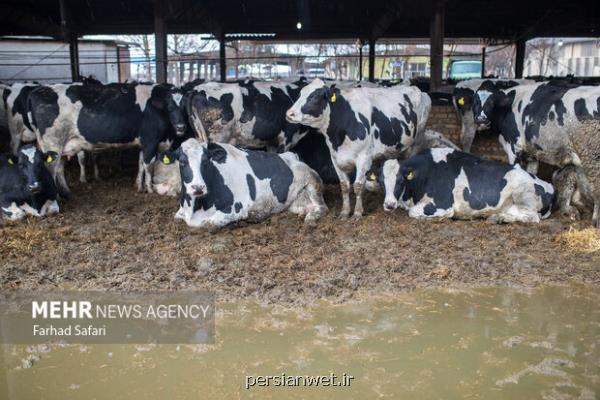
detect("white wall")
(0, 39), (120, 83)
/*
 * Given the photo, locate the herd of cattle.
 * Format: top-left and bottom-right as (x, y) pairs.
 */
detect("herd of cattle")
(0, 75), (599, 230)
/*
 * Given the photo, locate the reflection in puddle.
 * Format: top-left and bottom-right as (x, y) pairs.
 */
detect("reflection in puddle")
(1, 285), (599, 399)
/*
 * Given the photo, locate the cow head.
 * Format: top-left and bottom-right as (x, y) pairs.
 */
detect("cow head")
(12, 145), (57, 194)
(161, 138), (218, 199)
(453, 88), (475, 116)
(151, 85), (187, 136)
(369, 159), (415, 212)
(286, 79), (336, 130)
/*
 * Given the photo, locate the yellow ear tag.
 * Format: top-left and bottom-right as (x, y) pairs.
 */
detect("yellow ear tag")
(46, 154), (53, 163)
(162, 155), (171, 165)
(369, 172), (377, 181)
(457, 97), (465, 106)
(330, 93), (336, 103)
(406, 170), (414, 180)
(8, 158), (14, 165)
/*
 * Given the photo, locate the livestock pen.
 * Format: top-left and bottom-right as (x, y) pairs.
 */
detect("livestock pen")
(1, 1), (600, 399)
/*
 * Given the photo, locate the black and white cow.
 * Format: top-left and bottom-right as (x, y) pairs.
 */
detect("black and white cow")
(1, 145), (59, 220)
(161, 138), (328, 229)
(286, 78), (431, 218)
(185, 79), (309, 150)
(2, 82), (40, 154)
(473, 81), (600, 173)
(372, 148), (554, 223)
(27, 82), (188, 196)
(453, 79), (534, 152)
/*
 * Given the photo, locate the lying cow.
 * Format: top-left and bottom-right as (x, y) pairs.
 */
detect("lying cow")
(453, 78), (534, 152)
(286, 78), (431, 218)
(161, 139), (328, 229)
(1, 145), (59, 220)
(371, 148), (554, 223)
(27, 82), (188, 196)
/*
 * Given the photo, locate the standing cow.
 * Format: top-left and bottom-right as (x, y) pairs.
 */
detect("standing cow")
(453, 78), (533, 152)
(286, 78), (431, 218)
(1, 145), (59, 220)
(27, 82), (188, 196)
(373, 148), (554, 223)
(160, 138), (328, 229)
(185, 79), (309, 150)
(2, 82), (40, 154)
(473, 81), (600, 172)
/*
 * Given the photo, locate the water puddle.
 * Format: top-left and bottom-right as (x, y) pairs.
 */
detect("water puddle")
(1, 285), (599, 399)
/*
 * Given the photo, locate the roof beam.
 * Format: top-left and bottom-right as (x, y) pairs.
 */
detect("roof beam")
(0, 4), (62, 38)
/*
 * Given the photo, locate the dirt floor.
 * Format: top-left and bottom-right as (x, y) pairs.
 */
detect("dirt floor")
(1, 164), (600, 305)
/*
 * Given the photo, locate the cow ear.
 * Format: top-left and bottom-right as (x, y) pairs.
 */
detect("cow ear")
(206, 143), (227, 163)
(494, 92), (512, 109)
(44, 151), (58, 164)
(405, 168), (415, 181)
(6, 156), (16, 166)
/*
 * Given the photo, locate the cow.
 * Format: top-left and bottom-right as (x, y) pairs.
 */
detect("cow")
(285, 78), (431, 218)
(473, 81), (600, 173)
(1, 144), (59, 220)
(453, 78), (534, 152)
(371, 148), (554, 223)
(160, 138), (328, 229)
(27, 82), (189, 196)
(2, 82), (39, 154)
(184, 79), (309, 150)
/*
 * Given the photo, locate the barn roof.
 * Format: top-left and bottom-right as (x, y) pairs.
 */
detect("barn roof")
(1, 0), (598, 41)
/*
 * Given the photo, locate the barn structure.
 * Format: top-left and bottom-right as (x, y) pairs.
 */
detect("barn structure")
(0, 0), (598, 91)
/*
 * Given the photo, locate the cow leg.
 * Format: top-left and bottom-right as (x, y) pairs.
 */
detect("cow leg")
(552, 166), (580, 220)
(593, 201), (599, 230)
(332, 163), (351, 218)
(135, 151), (145, 192)
(143, 159), (155, 194)
(460, 111), (476, 152)
(352, 157), (372, 219)
(77, 151), (87, 183)
(54, 158), (71, 198)
(9, 133), (20, 156)
(303, 172), (328, 226)
(92, 153), (100, 181)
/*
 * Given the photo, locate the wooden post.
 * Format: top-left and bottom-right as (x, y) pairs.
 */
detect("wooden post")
(154, 0), (167, 83)
(368, 38), (375, 82)
(481, 46), (486, 78)
(429, 0), (445, 91)
(219, 37), (226, 82)
(515, 38), (526, 78)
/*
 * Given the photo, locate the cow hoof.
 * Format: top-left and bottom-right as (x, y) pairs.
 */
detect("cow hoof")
(79, 178), (87, 184)
(339, 212), (350, 219)
(351, 212), (363, 220)
(561, 207), (580, 221)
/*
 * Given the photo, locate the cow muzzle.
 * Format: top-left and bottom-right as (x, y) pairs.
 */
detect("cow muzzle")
(28, 182), (42, 194)
(175, 124), (186, 136)
(383, 201), (397, 212)
(190, 184), (206, 197)
(286, 110), (301, 123)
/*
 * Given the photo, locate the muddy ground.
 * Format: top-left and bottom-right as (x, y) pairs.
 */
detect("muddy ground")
(1, 163), (599, 305)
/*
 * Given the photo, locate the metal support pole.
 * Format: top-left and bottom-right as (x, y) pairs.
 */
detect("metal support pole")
(368, 38), (375, 82)
(219, 37), (226, 82)
(515, 39), (526, 78)
(154, 0), (168, 83)
(481, 46), (486, 78)
(359, 44), (363, 81)
(429, 0), (445, 91)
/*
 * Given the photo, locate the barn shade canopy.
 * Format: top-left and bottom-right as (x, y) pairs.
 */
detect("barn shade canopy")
(0, 0), (598, 40)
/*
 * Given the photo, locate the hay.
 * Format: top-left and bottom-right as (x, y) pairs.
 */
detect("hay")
(0, 222), (51, 257)
(554, 227), (600, 253)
